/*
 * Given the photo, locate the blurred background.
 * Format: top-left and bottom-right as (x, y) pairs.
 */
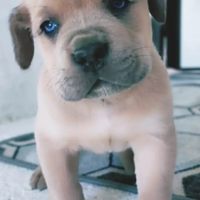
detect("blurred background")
(0, 0), (41, 124)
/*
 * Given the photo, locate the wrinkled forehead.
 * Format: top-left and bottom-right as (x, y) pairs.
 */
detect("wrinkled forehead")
(22, 0), (108, 33)
(23, 0), (101, 17)
(21, 0), (148, 37)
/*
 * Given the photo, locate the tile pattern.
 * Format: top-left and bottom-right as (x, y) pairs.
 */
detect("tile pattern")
(183, 172), (200, 199)
(0, 72), (200, 200)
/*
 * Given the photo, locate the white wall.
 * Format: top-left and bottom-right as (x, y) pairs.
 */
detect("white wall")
(0, 0), (42, 124)
(180, 0), (200, 68)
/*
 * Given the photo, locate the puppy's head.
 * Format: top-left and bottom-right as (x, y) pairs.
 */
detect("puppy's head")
(9, 0), (166, 101)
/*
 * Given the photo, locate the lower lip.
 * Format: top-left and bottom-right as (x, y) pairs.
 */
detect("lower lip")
(86, 79), (107, 96)
(89, 80), (103, 91)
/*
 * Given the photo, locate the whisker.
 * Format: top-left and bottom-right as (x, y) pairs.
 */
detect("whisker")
(133, 54), (153, 59)
(48, 76), (63, 92)
(45, 72), (62, 91)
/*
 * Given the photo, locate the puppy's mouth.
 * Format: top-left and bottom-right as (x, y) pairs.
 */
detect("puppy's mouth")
(85, 79), (128, 99)
(86, 80), (107, 94)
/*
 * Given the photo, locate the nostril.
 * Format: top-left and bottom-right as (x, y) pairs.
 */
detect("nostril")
(94, 43), (109, 60)
(72, 50), (88, 66)
(72, 42), (109, 73)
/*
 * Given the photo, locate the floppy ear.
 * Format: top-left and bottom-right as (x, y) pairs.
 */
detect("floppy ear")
(148, 0), (167, 23)
(9, 6), (34, 70)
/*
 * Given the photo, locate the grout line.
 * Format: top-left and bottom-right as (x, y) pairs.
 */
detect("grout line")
(82, 166), (110, 176)
(12, 146), (20, 159)
(0, 155), (38, 170)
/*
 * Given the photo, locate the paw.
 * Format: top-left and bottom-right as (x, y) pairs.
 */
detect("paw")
(30, 166), (47, 191)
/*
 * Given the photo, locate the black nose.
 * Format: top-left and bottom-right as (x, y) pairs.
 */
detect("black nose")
(72, 42), (108, 72)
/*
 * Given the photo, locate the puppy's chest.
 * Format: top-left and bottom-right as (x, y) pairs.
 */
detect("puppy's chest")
(60, 113), (144, 153)
(79, 117), (130, 153)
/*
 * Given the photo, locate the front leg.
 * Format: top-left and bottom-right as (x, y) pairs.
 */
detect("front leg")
(133, 129), (177, 200)
(35, 133), (84, 200)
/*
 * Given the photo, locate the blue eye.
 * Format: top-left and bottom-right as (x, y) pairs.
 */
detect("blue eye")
(113, 0), (126, 9)
(41, 20), (58, 37)
(109, 0), (130, 14)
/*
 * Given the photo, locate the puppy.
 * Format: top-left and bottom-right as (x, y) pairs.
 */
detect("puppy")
(9, 0), (177, 200)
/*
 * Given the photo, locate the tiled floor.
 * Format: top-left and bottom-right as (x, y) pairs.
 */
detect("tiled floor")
(0, 162), (138, 200)
(0, 71), (200, 200)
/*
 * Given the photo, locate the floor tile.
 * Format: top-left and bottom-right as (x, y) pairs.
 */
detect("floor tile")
(174, 108), (192, 118)
(174, 116), (200, 135)
(79, 151), (110, 175)
(176, 134), (200, 169)
(16, 145), (39, 165)
(0, 144), (17, 158)
(172, 86), (200, 107)
(112, 153), (123, 168)
(191, 105), (200, 115)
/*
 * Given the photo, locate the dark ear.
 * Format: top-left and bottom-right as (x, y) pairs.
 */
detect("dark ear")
(9, 6), (34, 70)
(148, 0), (167, 23)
